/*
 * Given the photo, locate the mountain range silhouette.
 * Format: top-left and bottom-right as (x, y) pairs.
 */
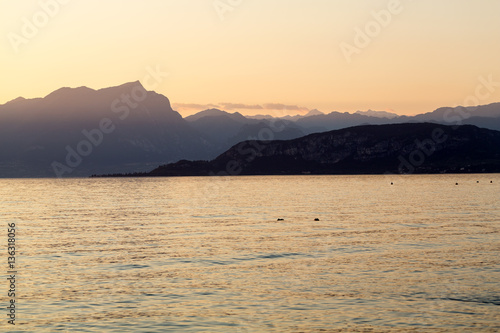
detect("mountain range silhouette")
(1, 81), (500, 177)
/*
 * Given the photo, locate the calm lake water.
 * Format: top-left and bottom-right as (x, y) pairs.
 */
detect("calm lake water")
(2, 174), (500, 332)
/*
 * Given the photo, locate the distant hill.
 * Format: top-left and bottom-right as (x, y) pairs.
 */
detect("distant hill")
(0, 82), (211, 177)
(411, 103), (500, 121)
(246, 109), (324, 121)
(293, 104), (500, 134)
(279, 109), (324, 121)
(185, 109), (252, 152)
(0, 84), (309, 177)
(354, 109), (399, 119)
(2, 81), (500, 178)
(295, 111), (398, 134)
(129, 123), (500, 177)
(184, 108), (249, 123)
(184, 109), (305, 153)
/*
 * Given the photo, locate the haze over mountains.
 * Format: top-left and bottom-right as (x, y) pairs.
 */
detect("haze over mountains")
(1, 81), (500, 177)
(143, 123), (500, 177)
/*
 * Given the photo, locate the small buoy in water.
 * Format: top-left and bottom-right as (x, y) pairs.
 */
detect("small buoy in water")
(314, 218), (320, 221)
(277, 218), (284, 221)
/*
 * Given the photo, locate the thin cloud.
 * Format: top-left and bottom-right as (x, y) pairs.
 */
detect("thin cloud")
(220, 103), (263, 110)
(263, 103), (309, 112)
(172, 103), (220, 110)
(173, 101), (313, 117)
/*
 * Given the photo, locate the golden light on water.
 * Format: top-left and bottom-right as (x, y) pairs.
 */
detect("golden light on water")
(2, 175), (499, 331)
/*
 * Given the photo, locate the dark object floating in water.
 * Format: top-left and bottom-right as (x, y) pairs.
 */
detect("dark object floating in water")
(277, 218), (284, 221)
(314, 218), (320, 221)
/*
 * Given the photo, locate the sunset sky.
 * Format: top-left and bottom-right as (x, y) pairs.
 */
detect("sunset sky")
(2, 0), (500, 117)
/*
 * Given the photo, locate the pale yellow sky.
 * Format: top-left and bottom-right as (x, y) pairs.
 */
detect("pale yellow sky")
(1, 0), (499, 116)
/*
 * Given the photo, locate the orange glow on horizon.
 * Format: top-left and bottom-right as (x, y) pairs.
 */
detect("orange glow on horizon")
(1, 0), (499, 117)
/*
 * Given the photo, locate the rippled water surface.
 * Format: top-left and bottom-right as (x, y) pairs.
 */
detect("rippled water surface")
(2, 174), (500, 332)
